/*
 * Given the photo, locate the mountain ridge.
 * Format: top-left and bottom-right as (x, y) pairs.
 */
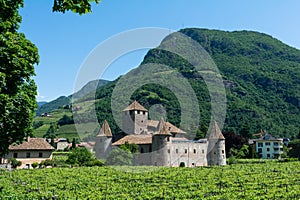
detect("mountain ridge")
(34, 28), (300, 140)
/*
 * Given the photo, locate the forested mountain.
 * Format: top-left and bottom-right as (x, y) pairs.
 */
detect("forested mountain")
(36, 96), (71, 116)
(72, 79), (110, 100)
(35, 79), (110, 116)
(37, 28), (300, 139)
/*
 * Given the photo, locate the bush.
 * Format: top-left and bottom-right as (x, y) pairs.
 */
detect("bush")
(85, 159), (104, 167)
(106, 148), (133, 166)
(66, 147), (93, 166)
(227, 156), (237, 165)
(39, 159), (54, 168)
(31, 162), (39, 169)
(8, 158), (22, 168)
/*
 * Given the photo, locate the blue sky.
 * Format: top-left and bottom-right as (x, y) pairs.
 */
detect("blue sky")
(20, 0), (300, 102)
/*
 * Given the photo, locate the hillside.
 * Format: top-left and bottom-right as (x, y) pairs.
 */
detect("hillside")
(35, 79), (110, 116)
(72, 79), (110, 100)
(36, 96), (71, 116)
(34, 28), (300, 140)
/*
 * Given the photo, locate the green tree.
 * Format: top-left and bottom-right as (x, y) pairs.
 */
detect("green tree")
(71, 138), (77, 149)
(8, 158), (22, 168)
(66, 147), (93, 166)
(288, 139), (300, 160)
(52, 0), (101, 15)
(240, 123), (252, 140)
(229, 145), (249, 159)
(31, 162), (38, 169)
(0, 0), (101, 156)
(120, 141), (139, 154)
(195, 121), (208, 140)
(0, 0), (39, 156)
(58, 114), (74, 126)
(106, 148), (133, 166)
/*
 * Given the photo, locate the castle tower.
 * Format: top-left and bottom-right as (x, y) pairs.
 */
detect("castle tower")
(151, 118), (172, 166)
(206, 121), (226, 166)
(95, 120), (112, 159)
(122, 100), (148, 134)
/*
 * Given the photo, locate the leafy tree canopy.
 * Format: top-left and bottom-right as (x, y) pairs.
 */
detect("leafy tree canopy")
(0, 0), (39, 156)
(52, 0), (101, 15)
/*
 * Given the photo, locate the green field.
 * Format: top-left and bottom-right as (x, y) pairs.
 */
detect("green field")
(0, 161), (300, 199)
(33, 107), (98, 141)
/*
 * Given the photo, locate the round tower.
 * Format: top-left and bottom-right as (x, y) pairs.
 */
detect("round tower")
(151, 118), (172, 166)
(122, 100), (148, 134)
(95, 120), (112, 159)
(207, 121), (226, 166)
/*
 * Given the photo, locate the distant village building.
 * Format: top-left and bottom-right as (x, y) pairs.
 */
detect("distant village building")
(95, 101), (226, 167)
(2, 138), (55, 169)
(252, 134), (283, 159)
(56, 138), (69, 150)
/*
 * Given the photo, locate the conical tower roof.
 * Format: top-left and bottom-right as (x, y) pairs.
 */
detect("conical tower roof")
(97, 120), (112, 137)
(207, 121), (225, 140)
(123, 100), (148, 112)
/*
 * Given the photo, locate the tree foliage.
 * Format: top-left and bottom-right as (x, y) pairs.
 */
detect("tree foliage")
(52, 0), (101, 15)
(0, 0), (39, 156)
(288, 139), (300, 160)
(66, 147), (93, 166)
(120, 141), (139, 154)
(106, 147), (133, 166)
(8, 158), (21, 168)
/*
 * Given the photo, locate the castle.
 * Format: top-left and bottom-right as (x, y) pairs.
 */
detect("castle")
(94, 101), (226, 167)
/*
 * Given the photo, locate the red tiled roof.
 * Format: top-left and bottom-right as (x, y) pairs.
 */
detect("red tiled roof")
(112, 134), (152, 146)
(123, 100), (148, 112)
(147, 120), (186, 134)
(9, 138), (55, 151)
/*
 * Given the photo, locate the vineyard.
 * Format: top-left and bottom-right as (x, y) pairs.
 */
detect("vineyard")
(0, 161), (300, 199)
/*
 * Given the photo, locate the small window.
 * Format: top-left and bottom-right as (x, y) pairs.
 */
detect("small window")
(258, 143), (263, 147)
(202, 149), (204, 154)
(193, 149), (196, 154)
(274, 142), (279, 146)
(267, 154), (270, 158)
(26, 152), (30, 158)
(214, 151), (216, 155)
(185, 149), (187, 154)
(168, 149), (170, 154)
(13, 153), (18, 158)
(258, 148), (262, 153)
(176, 149), (178, 154)
(222, 150), (224, 154)
(167, 137), (170, 142)
(267, 148), (270, 152)
(265, 142), (271, 146)
(39, 152), (43, 158)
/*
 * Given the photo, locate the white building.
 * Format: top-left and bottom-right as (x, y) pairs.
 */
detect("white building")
(253, 134), (283, 159)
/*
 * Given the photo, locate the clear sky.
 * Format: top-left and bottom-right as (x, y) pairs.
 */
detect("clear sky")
(19, 0), (300, 102)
